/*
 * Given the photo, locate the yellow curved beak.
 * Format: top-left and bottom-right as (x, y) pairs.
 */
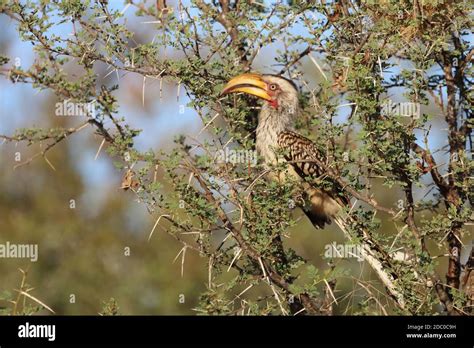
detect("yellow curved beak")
(222, 73), (271, 101)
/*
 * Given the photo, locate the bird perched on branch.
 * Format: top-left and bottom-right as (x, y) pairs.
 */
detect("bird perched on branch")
(222, 73), (349, 228)
(221, 74), (406, 307)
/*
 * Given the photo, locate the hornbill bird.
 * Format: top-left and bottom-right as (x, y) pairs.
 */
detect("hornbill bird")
(222, 73), (349, 228)
(221, 73), (406, 309)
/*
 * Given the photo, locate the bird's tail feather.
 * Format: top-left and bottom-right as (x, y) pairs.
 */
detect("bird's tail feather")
(304, 186), (342, 229)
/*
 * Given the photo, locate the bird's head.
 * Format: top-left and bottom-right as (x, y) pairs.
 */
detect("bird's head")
(222, 73), (299, 112)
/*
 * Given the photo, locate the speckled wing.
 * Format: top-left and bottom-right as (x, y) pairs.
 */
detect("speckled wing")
(277, 130), (326, 178)
(277, 130), (349, 227)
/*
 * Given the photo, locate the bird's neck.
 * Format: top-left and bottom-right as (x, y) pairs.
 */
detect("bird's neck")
(256, 102), (297, 164)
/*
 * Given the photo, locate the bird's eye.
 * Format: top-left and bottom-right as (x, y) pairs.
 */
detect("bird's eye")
(269, 83), (278, 91)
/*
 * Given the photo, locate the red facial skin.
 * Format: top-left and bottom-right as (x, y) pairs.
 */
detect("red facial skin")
(268, 99), (279, 108)
(266, 84), (279, 109)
